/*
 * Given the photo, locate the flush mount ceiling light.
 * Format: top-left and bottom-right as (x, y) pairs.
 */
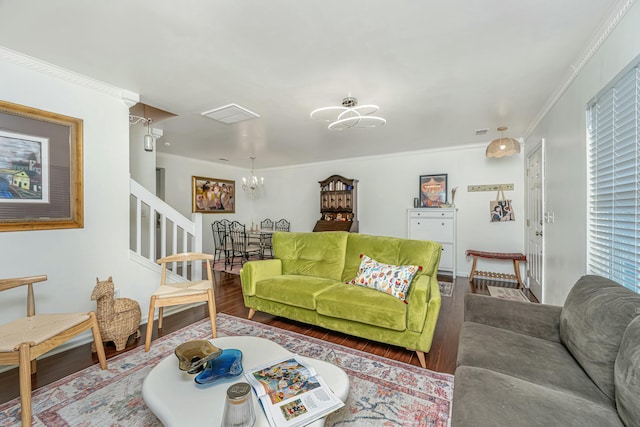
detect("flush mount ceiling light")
(486, 126), (521, 158)
(310, 96), (386, 130)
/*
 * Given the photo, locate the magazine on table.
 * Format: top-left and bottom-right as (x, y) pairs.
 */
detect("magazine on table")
(244, 355), (344, 427)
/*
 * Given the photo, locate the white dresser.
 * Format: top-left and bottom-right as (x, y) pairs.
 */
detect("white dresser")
(407, 208), (457, 278)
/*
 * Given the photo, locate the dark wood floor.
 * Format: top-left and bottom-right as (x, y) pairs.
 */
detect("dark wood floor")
(0, 272), (537, 405)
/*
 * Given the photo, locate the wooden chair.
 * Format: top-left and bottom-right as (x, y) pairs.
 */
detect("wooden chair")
(145, 253), (216, 352)
(0, 275), (107, 426)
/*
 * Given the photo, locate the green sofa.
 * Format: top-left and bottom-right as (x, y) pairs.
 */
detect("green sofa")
(452, 275), (640, 427)
(240, 231), (443, 367)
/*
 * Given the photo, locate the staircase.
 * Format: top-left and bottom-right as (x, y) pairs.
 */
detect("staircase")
(129, 178), (204, 280)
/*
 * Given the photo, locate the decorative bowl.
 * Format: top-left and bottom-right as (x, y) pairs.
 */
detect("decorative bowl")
(175, 340), (223, 374)
(195, 349), (243, 385)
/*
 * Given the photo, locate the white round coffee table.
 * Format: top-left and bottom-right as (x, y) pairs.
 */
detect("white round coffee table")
(142, 336), (350, 427)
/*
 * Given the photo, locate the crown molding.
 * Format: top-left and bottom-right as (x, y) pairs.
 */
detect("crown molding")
(524, 0), (637, 138)
(0, 46), (139, 107)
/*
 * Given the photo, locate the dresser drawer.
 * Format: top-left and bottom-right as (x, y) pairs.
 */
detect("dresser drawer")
(409, 210), (453, 220)
(409, 218), (453, 243)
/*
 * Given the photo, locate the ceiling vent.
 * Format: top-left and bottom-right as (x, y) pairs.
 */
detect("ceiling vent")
(201, 103), (260, 124)
(475, 128), (489, 136)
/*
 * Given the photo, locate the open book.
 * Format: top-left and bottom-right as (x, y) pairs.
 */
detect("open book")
(244, 355), (344, 427)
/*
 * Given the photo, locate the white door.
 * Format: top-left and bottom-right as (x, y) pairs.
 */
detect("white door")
(526, 140), (545, 301)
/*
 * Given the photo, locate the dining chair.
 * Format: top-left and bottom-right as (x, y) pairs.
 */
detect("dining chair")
(260, 231), (274, 259)
(228, 222), (262, 269)
(275, 218), (291, 232)
(211, 221), (230, 270)
(0, 275), (107, 426)
(260, 218), (274, 230)
(145, 253), (216, 352)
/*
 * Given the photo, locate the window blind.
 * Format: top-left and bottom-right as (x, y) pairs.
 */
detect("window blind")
(587, 65), (639, 293)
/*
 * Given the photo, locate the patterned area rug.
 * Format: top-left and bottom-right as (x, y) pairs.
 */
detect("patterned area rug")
(0, 314), (453, 427)
(438, 281), (454, 297)
(487, 285), (529, 302)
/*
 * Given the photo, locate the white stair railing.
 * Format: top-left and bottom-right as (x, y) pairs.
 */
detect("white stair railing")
(130, 178), (204, 281)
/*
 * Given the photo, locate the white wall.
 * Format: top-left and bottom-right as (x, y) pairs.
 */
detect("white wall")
(0, 54), (161, 347)
(159, 145), (526, 278)
(157, 153), (259, 254)
(525, 2), (640, 305)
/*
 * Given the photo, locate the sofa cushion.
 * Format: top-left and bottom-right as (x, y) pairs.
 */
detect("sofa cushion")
(347, 254), (420, 302)
(452, 366), (624, 427)
(273, 231), (348, 281)
(559, 275), (640, 399)
(457, 322), (610, 405)
(254, 275), (339, 310)
(341, 233), (441, 282)
(615, 316), (640, 427)
(316, 284), (407, 331)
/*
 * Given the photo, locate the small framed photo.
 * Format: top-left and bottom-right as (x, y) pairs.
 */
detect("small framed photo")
(419, 174), (448, 207)
(192, 176), (235, 213)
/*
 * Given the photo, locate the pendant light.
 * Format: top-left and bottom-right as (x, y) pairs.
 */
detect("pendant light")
(144, 118), (154, 152)
(486, 126), (520, 158)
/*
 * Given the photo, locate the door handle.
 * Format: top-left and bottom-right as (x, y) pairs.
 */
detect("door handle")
(535, 231), (542, 237)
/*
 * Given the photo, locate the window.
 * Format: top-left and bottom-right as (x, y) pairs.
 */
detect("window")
(587, 64), (639, 293)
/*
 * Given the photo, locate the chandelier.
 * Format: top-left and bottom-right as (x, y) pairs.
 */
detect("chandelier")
(486, 126), (521, 158)
(242, 157), (264, 197)
(310, 96), (386, 130)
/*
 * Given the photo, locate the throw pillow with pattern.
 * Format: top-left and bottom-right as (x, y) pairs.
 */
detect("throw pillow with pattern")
(347, 254), (421, 302)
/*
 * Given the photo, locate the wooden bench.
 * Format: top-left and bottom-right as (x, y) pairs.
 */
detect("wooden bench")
(465, 250), (527, 289)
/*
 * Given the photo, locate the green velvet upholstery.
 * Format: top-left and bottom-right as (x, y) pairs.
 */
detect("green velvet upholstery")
(341, 233), (442, 282)
(240, 231), (443, 361)
(273, 231), (347, 280)
(316, 284), (407, 330)
(255, 275), (339, 310)
(453, 275), (640, 427)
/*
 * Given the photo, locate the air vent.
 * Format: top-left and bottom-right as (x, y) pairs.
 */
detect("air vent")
(201, 104), (260, 124)
(475, 128), (489, 136)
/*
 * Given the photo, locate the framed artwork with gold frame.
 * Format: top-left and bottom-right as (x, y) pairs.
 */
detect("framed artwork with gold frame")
(0, 100), (83, 232)
(192, 176), (235, 213)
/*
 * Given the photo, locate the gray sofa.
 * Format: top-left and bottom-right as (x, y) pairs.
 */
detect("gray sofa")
(452, 275), (640, 427)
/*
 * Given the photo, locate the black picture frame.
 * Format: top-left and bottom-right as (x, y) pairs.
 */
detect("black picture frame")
(419, 174), (448, 208)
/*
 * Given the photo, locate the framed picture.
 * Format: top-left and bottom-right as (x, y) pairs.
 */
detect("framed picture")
(0, 100), (83, 232)
(419, 174), (448, 208)
(192, 176), (235, 213)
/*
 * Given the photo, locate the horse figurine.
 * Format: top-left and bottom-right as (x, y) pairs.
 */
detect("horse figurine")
(91, 277), (141, 351)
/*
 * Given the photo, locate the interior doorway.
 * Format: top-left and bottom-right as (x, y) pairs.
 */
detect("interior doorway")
(526, 140), (545, 301)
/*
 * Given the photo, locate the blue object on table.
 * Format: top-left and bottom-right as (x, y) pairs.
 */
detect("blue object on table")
(194, 349), (243, 385)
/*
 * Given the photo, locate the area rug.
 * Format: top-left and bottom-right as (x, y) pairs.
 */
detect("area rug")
(487, 285), (529, 302)
(438, 281), (454, 298)
(0, 314), (453, 427)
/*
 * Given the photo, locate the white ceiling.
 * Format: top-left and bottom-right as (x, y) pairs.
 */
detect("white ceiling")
(0, 1), (622, 169)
